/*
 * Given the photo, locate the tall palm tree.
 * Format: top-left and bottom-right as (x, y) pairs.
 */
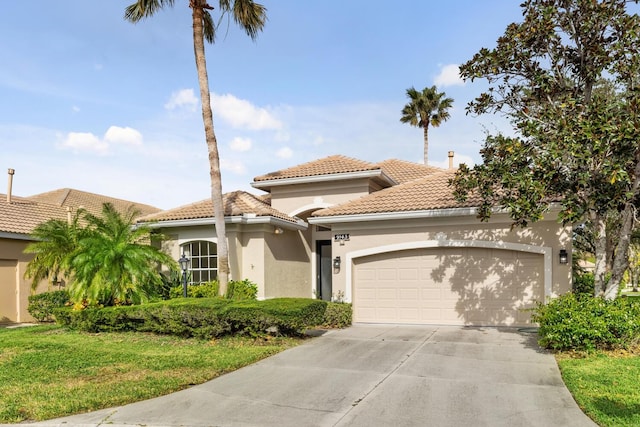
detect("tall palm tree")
(69, 203), (177, 306)
(124, 0), (266, 295)
(24, 209), (85, 291)
(400, 85), (454, 165)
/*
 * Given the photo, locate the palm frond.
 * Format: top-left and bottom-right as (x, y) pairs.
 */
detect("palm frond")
(125, 0), (176, 22)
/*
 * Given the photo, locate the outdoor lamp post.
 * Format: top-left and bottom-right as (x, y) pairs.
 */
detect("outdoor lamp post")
(178, 253), (190, 298)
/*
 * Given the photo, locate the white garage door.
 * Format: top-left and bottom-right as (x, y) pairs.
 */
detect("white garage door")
(353, 247), (544, 326)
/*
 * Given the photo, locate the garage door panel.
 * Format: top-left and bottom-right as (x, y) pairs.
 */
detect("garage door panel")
(353, 247), (544, 326)
(398, 268), (419, 280)
(377, 269), (397, 281)
(398, 288), (419, 300)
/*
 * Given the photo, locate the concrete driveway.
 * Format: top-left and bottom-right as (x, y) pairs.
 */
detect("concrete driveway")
(20, 325), (596, 427)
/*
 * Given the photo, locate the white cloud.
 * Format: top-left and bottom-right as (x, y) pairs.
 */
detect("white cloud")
(212, 93), (282, 130)
(104, 126), (143, 146)
(229, 137), (252, 152)
(220, 158), (247, 175)
(58, 126), (143, 155)
(276, 147), (293, 159)
(165, 89), (199, 111)
(434, 64), (465, 87)
(60, 132), (109, 154)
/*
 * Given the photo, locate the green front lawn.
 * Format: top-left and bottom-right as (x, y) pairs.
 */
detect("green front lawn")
(557, 350), (640, 427)
(0, 325), (303, 423)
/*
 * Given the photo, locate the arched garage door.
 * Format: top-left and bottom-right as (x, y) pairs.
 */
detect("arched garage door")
(353, 247), (544, 326)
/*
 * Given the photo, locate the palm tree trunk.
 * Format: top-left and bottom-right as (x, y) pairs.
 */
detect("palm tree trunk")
(423, 125), (429, 165)
(192, 4), (230, 295)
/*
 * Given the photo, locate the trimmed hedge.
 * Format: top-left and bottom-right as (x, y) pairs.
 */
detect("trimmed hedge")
(323, 302), (352, 328)
(54, 298), (328, 339)
(28, 290), (70, 322)
(531, 293), (640, 351)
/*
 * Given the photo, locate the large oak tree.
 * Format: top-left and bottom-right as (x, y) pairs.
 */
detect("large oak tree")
(452, 0), (640, 299)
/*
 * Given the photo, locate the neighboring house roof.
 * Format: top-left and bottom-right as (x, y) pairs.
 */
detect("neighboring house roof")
(1, 188), (161, 239)
(137, 191), (302, 226)
(375, 159), (445, 184)
(0, 194), (67, 236)
(311, 170), (480, 218)
(27, 188), (160, 218)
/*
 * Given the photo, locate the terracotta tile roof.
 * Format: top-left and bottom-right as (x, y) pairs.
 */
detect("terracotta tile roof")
(27, 188), (160, 218)
(0, 195), (68, 235)
(253, 155), (380, 182)
(0, 188), (160, 237)
(138, 191), (299, 224)
(312, 170), (481, 217)
(375, 159), (445, 184)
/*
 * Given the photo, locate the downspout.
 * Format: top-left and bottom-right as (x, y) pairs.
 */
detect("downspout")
(7, 168), (15, 203)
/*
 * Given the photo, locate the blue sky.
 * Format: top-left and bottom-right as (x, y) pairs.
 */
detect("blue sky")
(0, 1), (523, 209)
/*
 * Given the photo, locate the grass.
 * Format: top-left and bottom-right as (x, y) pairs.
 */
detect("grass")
(0, 325), (304, 423)
(556, 348), (640, 427)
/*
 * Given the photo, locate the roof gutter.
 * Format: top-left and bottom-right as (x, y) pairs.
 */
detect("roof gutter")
(309, 203), (564, 224)
(308, 207), (481, 224)
(251, 169), (397, 189)
(139, 214), (308, 231)
(0, 231), (35, 241)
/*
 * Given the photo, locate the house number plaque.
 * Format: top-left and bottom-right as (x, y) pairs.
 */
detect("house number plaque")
(334, 233), (350, 242)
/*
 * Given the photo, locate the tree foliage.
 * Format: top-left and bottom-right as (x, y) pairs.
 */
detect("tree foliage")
(24, 210), (85, 290)
(69, 204), (176, 306)
(452, 0), (640, 298)
(25, 203), (177, 306)
(400, 85), (453, 165)
(124, 0), (266, 296)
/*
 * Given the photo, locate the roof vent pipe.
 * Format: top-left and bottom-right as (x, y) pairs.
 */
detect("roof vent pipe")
(448, 151), (454, 170)
(7, 168), (15, 204)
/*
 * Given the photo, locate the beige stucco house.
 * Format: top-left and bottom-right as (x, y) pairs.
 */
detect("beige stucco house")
(140, 155), (572, 327)
(0, 176), (160, 323)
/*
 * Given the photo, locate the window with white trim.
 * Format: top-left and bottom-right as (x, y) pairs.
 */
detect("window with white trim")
(181, 241), (217, 284)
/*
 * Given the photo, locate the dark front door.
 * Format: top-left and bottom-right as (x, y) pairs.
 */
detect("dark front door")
(316, 240), (332, 301)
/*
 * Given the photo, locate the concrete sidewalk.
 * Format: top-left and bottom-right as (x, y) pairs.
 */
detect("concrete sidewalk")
(16, 325), (596, 427)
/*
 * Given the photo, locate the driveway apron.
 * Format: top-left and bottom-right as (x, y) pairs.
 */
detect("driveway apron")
(18, 325), (596, 427)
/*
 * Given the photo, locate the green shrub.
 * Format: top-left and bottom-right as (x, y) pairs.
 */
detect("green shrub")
(54, 298), (327, 339)
(323, 302), (352, 328)
(225, 279), (258, 300)
(531, 293), (640, 351)
(169, 280), (219, 299)
(222, 298), (327, 336)
(27, 290), (70, 322)
(158, 270), (183, 300)
(573, 272), (594, 295)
